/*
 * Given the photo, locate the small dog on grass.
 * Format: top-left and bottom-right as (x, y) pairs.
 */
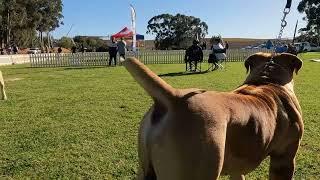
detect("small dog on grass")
(0, 70), (7, 100)
(121, 53), (303, 180)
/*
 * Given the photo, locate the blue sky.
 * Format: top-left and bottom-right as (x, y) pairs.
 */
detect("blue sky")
(53, 0), (306, 40)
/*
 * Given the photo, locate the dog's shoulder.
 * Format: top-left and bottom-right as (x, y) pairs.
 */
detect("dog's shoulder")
(235, 84), (303, 133)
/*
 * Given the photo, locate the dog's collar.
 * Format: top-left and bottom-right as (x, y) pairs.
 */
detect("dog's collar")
(269, 53), (276, 64)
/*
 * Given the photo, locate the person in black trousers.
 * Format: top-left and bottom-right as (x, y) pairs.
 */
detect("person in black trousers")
(108, 38), (118, 66)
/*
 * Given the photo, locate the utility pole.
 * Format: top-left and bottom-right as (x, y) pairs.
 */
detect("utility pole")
(292, 20), (298, 44)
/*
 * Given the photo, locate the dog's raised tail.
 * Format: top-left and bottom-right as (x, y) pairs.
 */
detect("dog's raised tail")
(121, 57), (177, 106)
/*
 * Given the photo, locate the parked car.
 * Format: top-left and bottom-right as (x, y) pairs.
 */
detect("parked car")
(293, 42), (320, 52)
(27, 48), (41, 54)
(310, 43), (320, 52)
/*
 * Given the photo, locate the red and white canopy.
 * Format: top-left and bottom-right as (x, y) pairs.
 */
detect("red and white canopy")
(111, 27), (144, 40)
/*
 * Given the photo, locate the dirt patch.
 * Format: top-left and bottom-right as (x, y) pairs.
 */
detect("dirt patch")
(5, 77), (24, 82)
(311, 59), (320, 62)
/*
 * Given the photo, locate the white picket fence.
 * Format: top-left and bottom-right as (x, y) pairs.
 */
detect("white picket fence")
(29, 48), (273, 68)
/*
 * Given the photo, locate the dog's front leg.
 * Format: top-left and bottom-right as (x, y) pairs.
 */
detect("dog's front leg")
(0, 82), (7, 100)
(269, 141), (300, 180)
(230, 174), (245, 180)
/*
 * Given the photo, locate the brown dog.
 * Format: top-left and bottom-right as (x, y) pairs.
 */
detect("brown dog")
(121, 52), (303, 180)
(0, 70), (7, 100)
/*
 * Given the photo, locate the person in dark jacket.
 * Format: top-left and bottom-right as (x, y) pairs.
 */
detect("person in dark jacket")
(72, 46), (77, 53)
(58, 47), (62, 53)
(185, 40), (203, 71)
(108, 38), (118, 66)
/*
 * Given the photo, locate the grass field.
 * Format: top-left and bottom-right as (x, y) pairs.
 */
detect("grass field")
(0, 52), (319, 179)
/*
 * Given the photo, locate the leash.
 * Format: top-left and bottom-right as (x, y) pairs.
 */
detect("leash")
(277, 0), (292, 41)
(273, 0), (292, 56)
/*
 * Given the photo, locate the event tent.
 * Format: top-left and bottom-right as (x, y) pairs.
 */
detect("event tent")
(111, 27), (144, 40)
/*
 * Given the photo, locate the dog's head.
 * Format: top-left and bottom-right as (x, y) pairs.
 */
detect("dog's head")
(243, 53), (302, 86)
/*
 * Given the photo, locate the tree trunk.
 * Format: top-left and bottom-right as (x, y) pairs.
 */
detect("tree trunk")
(6, 9), (11, 47)
(47, 32), (51, 49)
(39, 31), (44, 51)
(0, 31), (3, 48)
(318, 28), (320, 46)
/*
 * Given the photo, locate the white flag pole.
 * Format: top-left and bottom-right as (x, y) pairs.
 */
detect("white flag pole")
(130, 4), (137, 52)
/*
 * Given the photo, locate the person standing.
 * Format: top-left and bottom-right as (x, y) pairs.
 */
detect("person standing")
(108, 38), (118, 66)
(225, 41), (229, 50)
(81, 43), (86, 53)
(13, 45), (19, 54)
(72, 46), (77, 53)
(58, 47), (62, 53)
(202, 41), (207, 50)
(117, 37), (127, 59)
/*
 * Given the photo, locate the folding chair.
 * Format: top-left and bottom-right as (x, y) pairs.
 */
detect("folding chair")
(186, 60), (202, 72)
(208, 49), (227, 71)
(184, 41), (203, 73)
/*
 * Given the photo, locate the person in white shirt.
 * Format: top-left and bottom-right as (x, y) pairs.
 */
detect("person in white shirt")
(211, 37), (227, 70)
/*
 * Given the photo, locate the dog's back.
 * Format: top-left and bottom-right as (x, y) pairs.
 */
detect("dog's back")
(121, 56), (303, 180)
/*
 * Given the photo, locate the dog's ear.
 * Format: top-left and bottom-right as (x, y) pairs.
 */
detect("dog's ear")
(245, 53), (270, 74)
(292, 55), (303, 75)
(279, 53), (303, 75)
(244, 58), (251, 74)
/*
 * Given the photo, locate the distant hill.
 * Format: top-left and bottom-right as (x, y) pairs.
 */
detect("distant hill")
(144, 38), (292, 50)
(216, 38), (268, 49)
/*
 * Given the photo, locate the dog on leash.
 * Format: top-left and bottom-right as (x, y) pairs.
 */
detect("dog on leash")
(121, 52), (303, 180)
(0, 70), (7, 100)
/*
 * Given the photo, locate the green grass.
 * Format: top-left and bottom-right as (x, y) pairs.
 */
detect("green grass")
(0, 53), (320, 179)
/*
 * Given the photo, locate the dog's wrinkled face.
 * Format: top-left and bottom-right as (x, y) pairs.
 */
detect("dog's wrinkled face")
(244, 53), (302, 86)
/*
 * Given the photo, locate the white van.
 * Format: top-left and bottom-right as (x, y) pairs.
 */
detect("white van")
(294, 42), (311, 52)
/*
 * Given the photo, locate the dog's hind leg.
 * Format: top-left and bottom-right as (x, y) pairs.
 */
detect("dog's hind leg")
(137, 107), (158, 180)
(151, 121), (227, 180)
(269, 140), (300, 180)
(137, 164), (156, 180)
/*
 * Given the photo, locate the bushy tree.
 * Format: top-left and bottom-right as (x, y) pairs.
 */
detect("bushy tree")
(14, 28), (38, 48)
(57, 36), (74, 49)
(297, 0), (320, 44)
(73, 36), (106, 52)
(0, 0), (63, 48)
(147, 13), (208, 50)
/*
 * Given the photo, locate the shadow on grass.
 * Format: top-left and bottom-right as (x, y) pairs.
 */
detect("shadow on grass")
(63, 66), (109, 70)
(158, 70), (210, 77)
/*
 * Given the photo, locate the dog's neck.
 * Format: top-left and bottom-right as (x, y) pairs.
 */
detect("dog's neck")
(244, 76), (295, 92)
(283, 81), (295, 93)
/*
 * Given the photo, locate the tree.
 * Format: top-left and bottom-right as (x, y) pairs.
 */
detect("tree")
(35, 0), (63, 49)
(0, 0), (4, 46)
(0, 0), (63, 48)
(57, 36), (74, 49)
(73, 36), (107, 52)
(298, 0), (320, 45)
(14, 28), (38, 48)
(147, 13), (208, 50)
